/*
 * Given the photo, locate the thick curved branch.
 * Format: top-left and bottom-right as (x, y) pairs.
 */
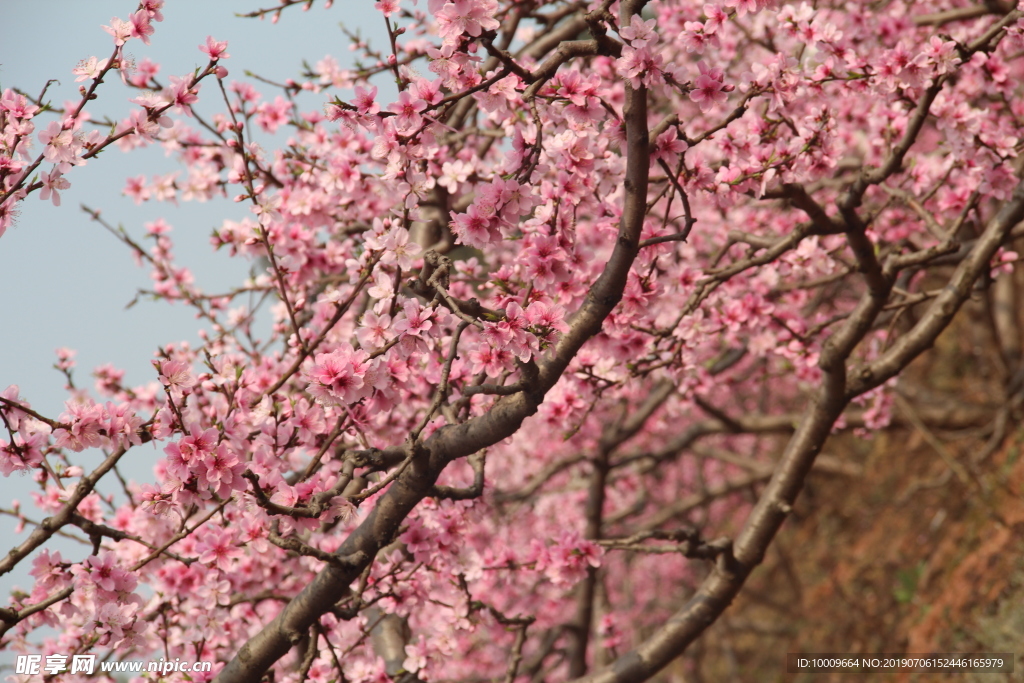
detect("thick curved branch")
(213, 34), (651, 683)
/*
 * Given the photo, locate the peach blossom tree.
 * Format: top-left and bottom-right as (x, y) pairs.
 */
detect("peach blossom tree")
(1, 1), (1023, 681)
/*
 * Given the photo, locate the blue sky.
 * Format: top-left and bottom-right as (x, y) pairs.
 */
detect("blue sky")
(0, 0), (387, 660)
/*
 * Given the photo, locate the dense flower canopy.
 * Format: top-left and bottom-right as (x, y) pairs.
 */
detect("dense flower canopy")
(2, 1), (1024, 682)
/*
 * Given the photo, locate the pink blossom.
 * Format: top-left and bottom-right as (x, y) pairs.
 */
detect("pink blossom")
(435, 0), (500, 40)
(290, 399), (326, 442)
(72, 553), (138, 598)
(52, 399), (107, 452)
(196, 569), (232, 610)
(102, 17), (133, 46)
(411, 77), (444, 105)
(176, 423), (219, 462)
(403, 638), (430, 675)
(393, 299), (434, 338)
(0, 430), (46, 476)
(158, 359), (196, 397)
(252, 191), (282, 227)
(725, 0), (768, 16)
(0, 88), (38, 121)
(54, 347), (76, 371)
(165, 75), (200, 116)
(541, 533), (603, 586)
(368, 270), (396, 300)
(353, 84), (380, 115)
(438, 159), (472, 192)
(680, 22), (715, 54)
(129, 10), (154, 44)
(305, 345), (371, 405)
(481, 302), (535, 362)
(652, 128), (689, 165)
(704, 4), (728, 33)
(72, 56), (109, 82)
(105, 402), (143, 448)
(381, 226), (421, 269)
(29, 550), (69, 593)
(39, 122), (81, 172)
(616, 44), (666, 90)
(388, 90), (428, 132)
(93, 602), (139, 647)
(256, 96), (293, 133)
(450, 203), (498, 249)
(198, 444), (244, 495)
(141, 0), (164, 21)
(689, 61), (728, 111)
(468, 344), (513, 376)
(123, 175), (150, 204)
(375, 0), (400, 16)
(357, 310), (393, 349)
(199, 36), (230, 60)
(39, 169), (70, 207)
(525, 301), (569, 334)
(196, 527), (243, 571)
(619, 14), (657, 47)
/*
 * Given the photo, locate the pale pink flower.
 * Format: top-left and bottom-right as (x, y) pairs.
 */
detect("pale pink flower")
(53, 399), (106, 452)
(435, 0), (500, 40)
(141, 0), (164, 21)
(353, 85), (380, 115)
(158, 360), (196, 397)
(704, 4), (728, 33)
(381, 227), (421, 269)
(40, 169), (70, 207)
(652, 128), (689, 165)
(29, 550), (69, 593)
(72, 56), (109, 82)
(93, 602), (138, 647)
(526, 301), (569, 334)
(450, 203), (497, 248)
(305, 346), (371, 405)
(619, 14), (657, 47)
(256, 96), (293, 133)
(357, 310), (393, 349)
(368, 270), (395, 300)
(129, 10), (154, 44)
(55, 347), (76, 370)
(252, 192), (282, 227)
(0, 431), (45, 476)
(39, 122), (80, 171)
(438, 159), (472, 192)
(104, 402), (143, 448)
(196, 527), (243, 571)
(165, 75), (200, 116)
(393, 300), (434, 338)
(123, 175), (150, 204)
(375, 0), (400, 16)
(199, 36), (230, 60)
(725, 0), (765, 16)
(388, 90), (428, 132)
(616, 45), (666, 90)
(102, 17), (133, 46)
(689, 62), (728, 111)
